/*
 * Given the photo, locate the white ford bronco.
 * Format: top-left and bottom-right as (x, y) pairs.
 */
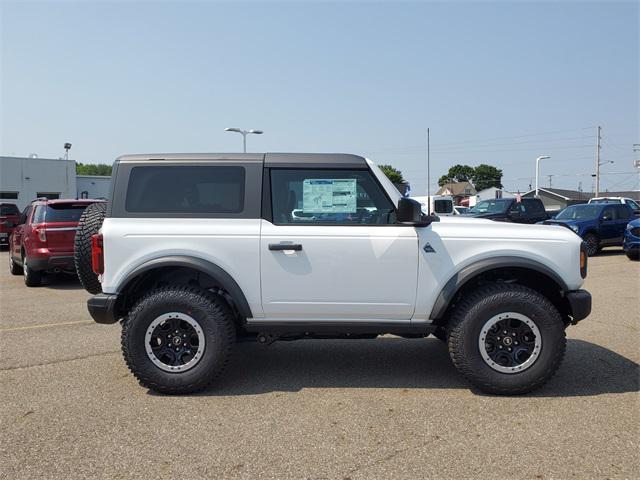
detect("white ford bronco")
(76, 153), (591, 395)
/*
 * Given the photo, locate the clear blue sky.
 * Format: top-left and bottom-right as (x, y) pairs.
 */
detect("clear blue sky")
(1, 1), (638, 194)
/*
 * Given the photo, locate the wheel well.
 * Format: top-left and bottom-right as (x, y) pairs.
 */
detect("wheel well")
(117, 266), (244, 326)
(434, 267), (572, 326)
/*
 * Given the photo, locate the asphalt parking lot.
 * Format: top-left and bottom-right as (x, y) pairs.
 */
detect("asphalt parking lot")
(0, 249), (638, 479)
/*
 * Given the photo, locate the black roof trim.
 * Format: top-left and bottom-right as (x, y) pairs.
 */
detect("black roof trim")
(114, 152), (368, 168)
(115, 153), (264, 163)
(265, 153), (367, 167)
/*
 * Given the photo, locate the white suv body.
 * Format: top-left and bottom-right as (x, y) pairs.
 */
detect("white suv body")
(85, 153), (591, 395)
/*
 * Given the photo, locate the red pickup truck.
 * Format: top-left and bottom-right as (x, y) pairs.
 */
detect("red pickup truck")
(8, 198), (106, 286)
(0, 203), (20, 247)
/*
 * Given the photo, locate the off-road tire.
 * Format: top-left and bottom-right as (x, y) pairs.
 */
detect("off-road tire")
(583, 232), (600, 257)
(9, 254), (22, 275)
(121, 285), (236, 394)
(74, 202), (107, 294)
(447, 283), (566, 395)
(23, 256), (42, 287)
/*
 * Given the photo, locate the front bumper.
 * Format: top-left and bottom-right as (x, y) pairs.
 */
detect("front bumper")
(566, 289), (592, 324)
(87, 294), (120, 324)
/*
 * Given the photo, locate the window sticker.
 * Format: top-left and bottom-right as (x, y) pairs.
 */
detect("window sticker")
(302, 179), (357, 213)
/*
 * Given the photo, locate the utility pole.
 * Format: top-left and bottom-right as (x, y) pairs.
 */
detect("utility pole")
(426, 128), (431, 215)
(547, 175), (553, 188)
(595, 126), (602, 196)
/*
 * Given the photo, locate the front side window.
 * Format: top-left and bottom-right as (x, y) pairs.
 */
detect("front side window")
(601, 206), (616, 221)
(270, 169), (396, 225)
(125, 166), (245, 214)
(19, 206), (32, 225)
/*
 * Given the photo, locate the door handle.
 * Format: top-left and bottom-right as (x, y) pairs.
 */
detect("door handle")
(269, 243), (302, 251)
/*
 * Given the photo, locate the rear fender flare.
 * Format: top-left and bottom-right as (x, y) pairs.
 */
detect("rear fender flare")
(117, 255), (252, 318)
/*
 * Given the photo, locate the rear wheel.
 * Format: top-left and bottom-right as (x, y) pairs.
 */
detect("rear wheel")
(583, 232), (599, 256)
(9, 254), (22, 275)
(74, 202), (107, 294)
(121, 285), (236, 394)
(23, 256), (42, 287)
(447, 283), (566, 395)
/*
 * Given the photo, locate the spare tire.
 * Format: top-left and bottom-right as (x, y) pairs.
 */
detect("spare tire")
(74, 202), (107, 294)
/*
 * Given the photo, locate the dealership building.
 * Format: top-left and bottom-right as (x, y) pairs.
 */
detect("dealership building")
(0, 156), (111, 210)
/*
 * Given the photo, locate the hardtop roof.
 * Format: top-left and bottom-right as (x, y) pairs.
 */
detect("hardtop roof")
(114, 152), (368, 167)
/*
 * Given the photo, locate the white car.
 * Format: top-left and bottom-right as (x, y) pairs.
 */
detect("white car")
(588, 196), (640, 215)
(75, 153), (591, 395)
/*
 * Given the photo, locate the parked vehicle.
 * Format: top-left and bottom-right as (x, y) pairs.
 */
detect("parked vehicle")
(8, 198), (106, 286)
(542, 203), (635, 256)
(588, 196), (640, 215)
(0, 202), (20, 247)
(623, 218), (640, 260)
(453, 205), (469, 215)
(78, 153), (590, 396)
(465, 197), (549, 224)
(411, 195), (455, 216)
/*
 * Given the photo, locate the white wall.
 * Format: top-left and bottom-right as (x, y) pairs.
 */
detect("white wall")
(0, 156), (76, 210)
(77, 175), (111, 199)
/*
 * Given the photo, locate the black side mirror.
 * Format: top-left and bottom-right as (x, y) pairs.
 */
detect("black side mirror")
(397, 197), (433, 226)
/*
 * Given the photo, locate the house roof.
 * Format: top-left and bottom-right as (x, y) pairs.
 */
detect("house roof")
(522, 187), (640, 201)
(436, 181), (477, 196)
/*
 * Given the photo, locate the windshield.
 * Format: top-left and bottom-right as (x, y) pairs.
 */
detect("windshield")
(468, 199), (511, 215)
(555, 204), (601, 220)
(590, 198), (621, 204)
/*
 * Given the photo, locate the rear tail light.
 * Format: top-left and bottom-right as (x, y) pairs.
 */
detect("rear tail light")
(34, 227), (47, 243)
(91, 234), (104, 274)
(579, 242), (588, 278)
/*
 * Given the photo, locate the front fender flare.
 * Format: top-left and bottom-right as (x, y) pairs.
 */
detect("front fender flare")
(117, 255), (252, 318)
(429, 256), (569, 320)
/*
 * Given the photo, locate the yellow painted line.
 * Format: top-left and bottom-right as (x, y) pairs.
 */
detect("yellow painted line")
(0, 320), (94, 332)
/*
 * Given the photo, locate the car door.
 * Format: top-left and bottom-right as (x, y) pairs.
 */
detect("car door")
(260, 167), (418, 321)
(598, 206), (618, 245)
(614, 205), (633, 243)
(11, 205), (31, 260)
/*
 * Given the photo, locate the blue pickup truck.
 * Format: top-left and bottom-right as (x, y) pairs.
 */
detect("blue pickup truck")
(542, 203), (635, 256)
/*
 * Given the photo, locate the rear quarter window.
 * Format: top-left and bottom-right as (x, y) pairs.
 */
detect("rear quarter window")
(125, 166), (245, 214)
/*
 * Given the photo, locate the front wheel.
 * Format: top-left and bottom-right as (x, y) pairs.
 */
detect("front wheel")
(447, 284), (566, 395)
(583, 232), (600, 256)
(121, 285), (236, 394)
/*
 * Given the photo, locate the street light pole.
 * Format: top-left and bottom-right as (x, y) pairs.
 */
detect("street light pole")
(535, 155), (550, 197)
(224, 128), (264, 153)
(595, 126), (602, 196)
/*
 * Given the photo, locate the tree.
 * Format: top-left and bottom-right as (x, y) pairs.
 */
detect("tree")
(473, 164), (503, 191)
(438, 165), (475, 186)
(76, 163), (112, 176)
(378, 164), (405, 185)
